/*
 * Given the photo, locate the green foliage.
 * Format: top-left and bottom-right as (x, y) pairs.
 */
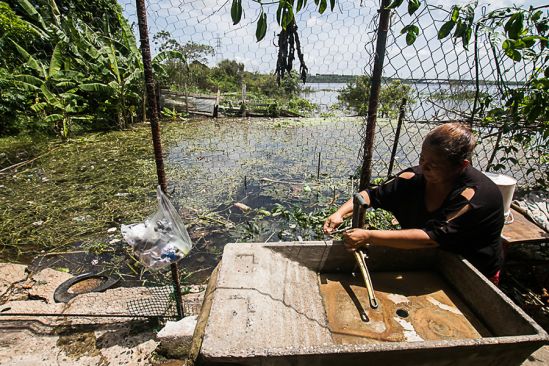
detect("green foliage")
(338, 75), (372, 115)
(229, 0), (338, 42)
(161, 107), (188, 121)
(390, 2), (548, 187)
(401, 24), (420, 45)
(379, 80), (414, 117)
(364, 208), (399, 230)
(338, 76), (415, 117)
(0, 69), (39, 135)
(0, 1), (37, 69)
(0, 0), (143, 138)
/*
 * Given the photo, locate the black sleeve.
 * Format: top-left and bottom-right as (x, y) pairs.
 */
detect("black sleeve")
(367, 168), (415, 213)
(422, 195), (472, 249)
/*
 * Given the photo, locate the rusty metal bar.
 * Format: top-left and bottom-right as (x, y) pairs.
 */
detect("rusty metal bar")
(359, 0), (392, 191)
(470, 23), (480, 126)
(136, 0), (167, 194)
(136, 0), (184, 320)
(485, 127), (503, 172)
(387, 98), (407, 178)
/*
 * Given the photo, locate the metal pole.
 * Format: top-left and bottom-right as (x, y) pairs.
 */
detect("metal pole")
(359, 0), (392, 191)
(317, 152), (321, 180)
(136, 0), (184, 320)
(387, 98), (407, 178)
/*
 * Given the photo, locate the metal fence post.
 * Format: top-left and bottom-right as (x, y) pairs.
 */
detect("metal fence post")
(359, 0), (392, 191)
(135, 0), (184, 320)
(387, 98), (407, 178)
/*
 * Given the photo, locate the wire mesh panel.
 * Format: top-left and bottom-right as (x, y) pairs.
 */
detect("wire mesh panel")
(374, 4), (547, 187)
(2, 0), (545, 294)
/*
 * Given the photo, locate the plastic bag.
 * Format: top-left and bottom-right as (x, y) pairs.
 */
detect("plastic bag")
(121, 186), (193, 269)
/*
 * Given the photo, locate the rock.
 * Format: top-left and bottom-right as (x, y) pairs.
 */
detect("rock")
(28, 268), (73, 303)
(188, 285), (206, 294)
(233, 202), (251, 212)
(156, 315), (198, 358)
(0, 263), (28, 298)
(107, 227), (117, 233)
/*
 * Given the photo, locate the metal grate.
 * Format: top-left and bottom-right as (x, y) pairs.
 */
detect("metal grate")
(127, 286), (179, 320)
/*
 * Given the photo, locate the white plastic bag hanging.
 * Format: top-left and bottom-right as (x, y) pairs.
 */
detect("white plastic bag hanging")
(121, 186), (193, 269)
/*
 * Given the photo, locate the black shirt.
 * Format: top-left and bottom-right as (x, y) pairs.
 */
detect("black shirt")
(367, 165), (504, 276)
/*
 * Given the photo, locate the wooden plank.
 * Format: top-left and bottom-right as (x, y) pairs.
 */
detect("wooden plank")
(501, 208), (548, 245)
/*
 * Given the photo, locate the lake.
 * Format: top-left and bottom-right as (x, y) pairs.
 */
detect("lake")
(301, 81), (501, 120)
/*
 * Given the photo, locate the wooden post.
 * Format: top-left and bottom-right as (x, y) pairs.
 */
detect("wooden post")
(184, 82), (189, 114)
(241, 83), (247, 117)
(136, 0), (183, 320)
(359, 0), (392, 191)
(214, 89), (220, 117)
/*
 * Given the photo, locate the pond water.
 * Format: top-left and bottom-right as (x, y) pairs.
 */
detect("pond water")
(13, 116), (543, 286)
(301, 81), (501, 120)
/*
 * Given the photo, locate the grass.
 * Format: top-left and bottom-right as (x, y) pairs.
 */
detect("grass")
(0, 118), (365, 283)
(0, 125), (158, 260)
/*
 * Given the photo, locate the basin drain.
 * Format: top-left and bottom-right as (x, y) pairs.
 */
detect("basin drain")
(396, 308), (409, 318)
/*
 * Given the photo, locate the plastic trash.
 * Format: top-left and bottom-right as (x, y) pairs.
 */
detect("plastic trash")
(121, 186), (193, 269)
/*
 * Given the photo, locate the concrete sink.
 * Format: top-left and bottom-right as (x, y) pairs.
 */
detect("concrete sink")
(198, 241), (548, 365)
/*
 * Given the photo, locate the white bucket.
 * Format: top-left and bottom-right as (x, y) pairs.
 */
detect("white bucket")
(483, 172), (517, 223)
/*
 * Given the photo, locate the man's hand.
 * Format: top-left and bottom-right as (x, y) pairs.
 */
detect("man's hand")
(323, 212), (344, 234)
(342, 228), (370, 251)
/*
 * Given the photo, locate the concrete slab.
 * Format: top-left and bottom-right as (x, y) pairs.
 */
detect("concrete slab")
(200, 241), (549, 366)
(28, 268), (73, 304)
(202, 243), (331, 359)
(0, 324), (158, 365)
(521, 345), (549, 365)
(157, 315), (198, 358)
(0, 263), (28, 300)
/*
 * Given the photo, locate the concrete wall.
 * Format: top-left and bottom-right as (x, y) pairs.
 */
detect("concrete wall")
(199, 241), (548, 366)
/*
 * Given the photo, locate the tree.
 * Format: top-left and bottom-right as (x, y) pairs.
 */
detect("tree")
(338, 76), (414, 117)
(1, 0), (144, 137)
(152, 31), (214, 90)
(338, 75), (371, 116)
(0, 1), (37, 69)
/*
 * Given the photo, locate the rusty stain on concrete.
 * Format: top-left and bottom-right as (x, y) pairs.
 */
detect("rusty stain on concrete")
(319, 271), (489, 344)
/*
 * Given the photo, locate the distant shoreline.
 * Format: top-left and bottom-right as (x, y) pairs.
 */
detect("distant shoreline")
(306, 75), (524, 86)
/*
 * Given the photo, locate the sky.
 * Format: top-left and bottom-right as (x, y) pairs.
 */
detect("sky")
(118, 0), (547, 80)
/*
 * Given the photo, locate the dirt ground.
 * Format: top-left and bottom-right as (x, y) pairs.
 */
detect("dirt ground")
(0, 262), (547, 365)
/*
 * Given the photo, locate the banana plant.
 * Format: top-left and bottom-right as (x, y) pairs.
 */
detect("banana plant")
(11, 39), (89, 139)
(6, 0), (145, 136)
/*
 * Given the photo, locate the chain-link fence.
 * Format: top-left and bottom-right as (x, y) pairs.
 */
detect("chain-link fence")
(109, 1), (548, 270)
(2, 0), (546, 317)
(373, 3), (547, 188)
(117, 0), (546, 195)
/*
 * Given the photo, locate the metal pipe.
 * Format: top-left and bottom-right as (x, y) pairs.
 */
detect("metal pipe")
(352, 193), (379, 309)
(136, 0), (167, 194)
(387, 98), (407, 178)
(359, 0), (392, 191)
(353, 251), (379, 309)
(0, 312), (163, 319)
(136, 0), (184, 320)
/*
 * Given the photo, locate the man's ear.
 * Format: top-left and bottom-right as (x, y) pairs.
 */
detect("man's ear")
(461, 159), (470, 170)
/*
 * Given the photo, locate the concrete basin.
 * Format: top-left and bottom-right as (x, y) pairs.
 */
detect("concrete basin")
(198, 241), (548, 365)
